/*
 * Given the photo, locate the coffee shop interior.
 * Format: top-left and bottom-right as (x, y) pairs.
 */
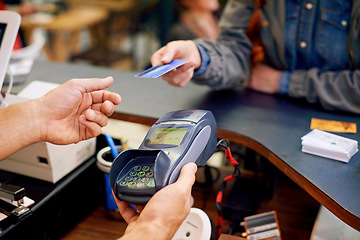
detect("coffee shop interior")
(1, 0), (359, 240)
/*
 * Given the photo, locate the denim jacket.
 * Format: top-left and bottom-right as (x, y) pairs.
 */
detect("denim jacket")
(193, 0), (360, 114)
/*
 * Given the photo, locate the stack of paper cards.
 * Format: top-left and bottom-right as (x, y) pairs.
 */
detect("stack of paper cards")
(301, 129), (358, 163)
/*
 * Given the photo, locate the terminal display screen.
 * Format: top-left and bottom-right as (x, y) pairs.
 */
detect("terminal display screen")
(146, 127), (188, 146)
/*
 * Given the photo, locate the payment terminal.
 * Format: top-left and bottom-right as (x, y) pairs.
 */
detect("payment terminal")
(109, 110), (217, 204)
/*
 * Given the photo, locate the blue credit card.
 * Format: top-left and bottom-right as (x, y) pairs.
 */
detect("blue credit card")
(135, 59), (188, 78)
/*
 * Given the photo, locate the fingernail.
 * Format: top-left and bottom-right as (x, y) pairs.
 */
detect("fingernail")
(188, 162), (197, 173)
(161, 56), (168, 62)
(86, 109), (95, 120)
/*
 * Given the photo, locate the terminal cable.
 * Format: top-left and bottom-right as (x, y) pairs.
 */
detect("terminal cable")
(215, 139), (241, 238)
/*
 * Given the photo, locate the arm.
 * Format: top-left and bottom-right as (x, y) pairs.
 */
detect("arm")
(150, 0), (254, 89)
(0, 77), (121, 160)
(248, 64), (360, 114)
(115, 163), (197, 240)
(288, 68), (360, 114)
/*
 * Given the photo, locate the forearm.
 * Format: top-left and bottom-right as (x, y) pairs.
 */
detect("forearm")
(288, 68), (360, 114)
(0, 100), (43, 160)
(119, 221), (174, 240)
(192, 39), (251, 89)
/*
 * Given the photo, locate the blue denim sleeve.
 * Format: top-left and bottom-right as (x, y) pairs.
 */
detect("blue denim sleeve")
(278, 71), (291, 95)
(193, 44), (210, 77)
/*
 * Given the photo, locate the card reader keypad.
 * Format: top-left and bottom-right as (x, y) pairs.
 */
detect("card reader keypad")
(119, 165), (155, 189)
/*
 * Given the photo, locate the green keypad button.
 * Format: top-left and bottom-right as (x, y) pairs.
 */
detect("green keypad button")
(137, 171), (146, 177)
(136, 183), (146, 188)
(133, 177), (141, 182)
(147, 179), (155, 187)
(134, 166), (142, 171)
(128, 182), (136, 187)
(142, 166), (150, 171)
(125, 176), (133, 181)
(120, 181), (127, 186)
(141, 177), (150, 183)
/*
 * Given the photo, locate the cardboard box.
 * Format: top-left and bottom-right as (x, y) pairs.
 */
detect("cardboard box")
(0, 139), (96, 183)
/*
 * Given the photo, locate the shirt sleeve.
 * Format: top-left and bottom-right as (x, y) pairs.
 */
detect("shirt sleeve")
(278, 71), (291, 95)
(288, 68), (360, 114)
(193, 44), (210, 77)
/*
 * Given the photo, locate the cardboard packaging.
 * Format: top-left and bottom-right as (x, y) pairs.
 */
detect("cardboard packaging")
(0, 139), (96, 183)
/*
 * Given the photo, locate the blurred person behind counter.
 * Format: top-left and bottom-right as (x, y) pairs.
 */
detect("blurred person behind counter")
(167, 0), (221, 42)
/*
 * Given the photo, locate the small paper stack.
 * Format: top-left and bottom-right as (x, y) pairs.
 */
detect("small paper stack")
(301, 129), (358, 163)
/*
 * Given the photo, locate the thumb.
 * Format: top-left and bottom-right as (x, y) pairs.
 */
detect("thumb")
(160, 43), (179, 64)
(73, 77), (114, 93)
(174, 163), (198, 189)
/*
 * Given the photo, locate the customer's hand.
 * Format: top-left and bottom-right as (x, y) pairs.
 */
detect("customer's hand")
(37, 77), (121, 144)
(248, 64), (281, 94)
(150, 40), (201, 87)
(115, 162), (198, 240)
